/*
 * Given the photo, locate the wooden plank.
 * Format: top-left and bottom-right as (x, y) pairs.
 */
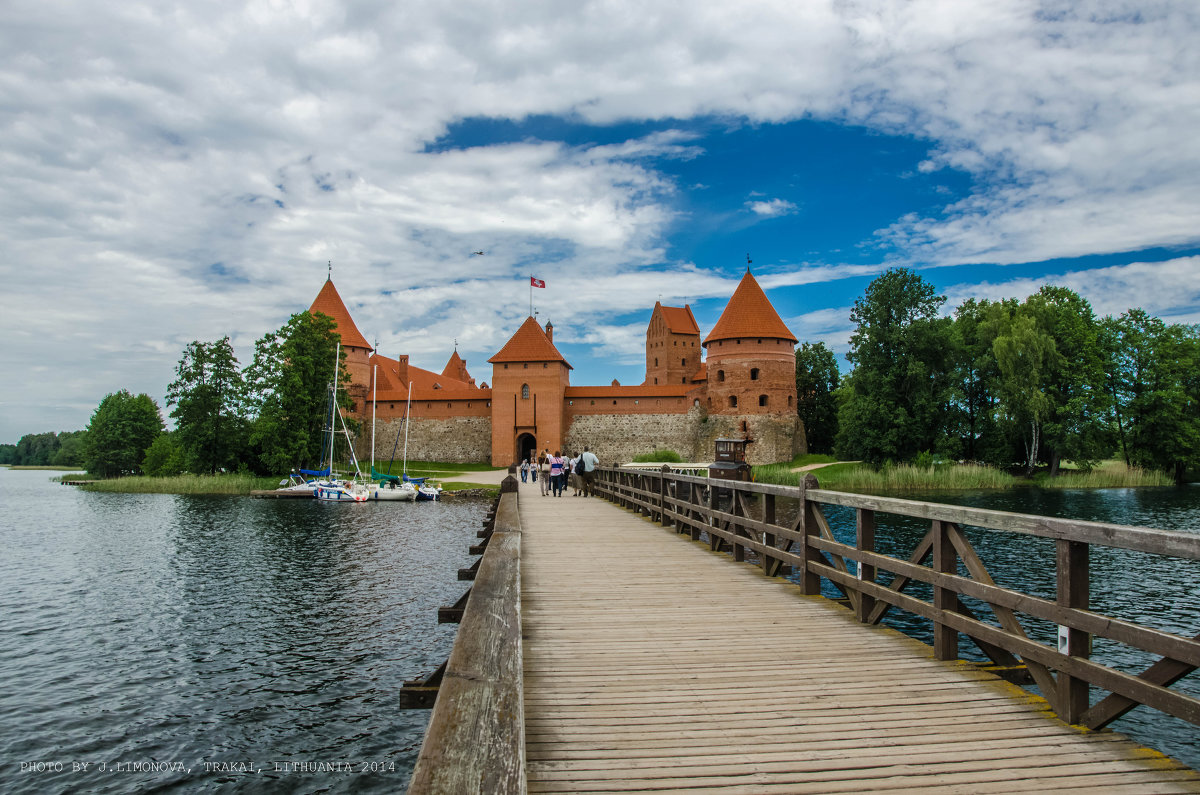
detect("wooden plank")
(520, 474), (1200, 794)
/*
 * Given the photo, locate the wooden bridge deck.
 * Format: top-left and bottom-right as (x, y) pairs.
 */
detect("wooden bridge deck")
(518, 480), (1200, 793)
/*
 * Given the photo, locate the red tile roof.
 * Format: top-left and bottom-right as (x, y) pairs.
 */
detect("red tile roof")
(488, 316), (573, 369)
(441, 350), (475, 385)
(309, 279), (373, 350)
(369, 352), (482, 400)
(703, 270), (796, 345)
(660, 304), (700, 334)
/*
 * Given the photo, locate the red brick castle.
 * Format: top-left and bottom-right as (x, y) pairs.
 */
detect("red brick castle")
(311, 270), (806, 466)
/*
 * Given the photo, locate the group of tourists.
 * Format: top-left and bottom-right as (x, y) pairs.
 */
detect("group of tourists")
(520, 446), (599, 497)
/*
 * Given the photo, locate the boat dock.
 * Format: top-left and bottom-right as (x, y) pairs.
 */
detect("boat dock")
(408, 468), (1200, 793)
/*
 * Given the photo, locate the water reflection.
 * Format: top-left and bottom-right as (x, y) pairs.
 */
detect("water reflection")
(0, 470), (485, 794)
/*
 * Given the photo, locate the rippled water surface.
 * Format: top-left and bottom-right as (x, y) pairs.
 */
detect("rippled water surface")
(0, 470), (486, 793)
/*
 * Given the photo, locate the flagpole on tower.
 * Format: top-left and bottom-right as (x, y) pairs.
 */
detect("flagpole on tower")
(530, 275), (533, 317)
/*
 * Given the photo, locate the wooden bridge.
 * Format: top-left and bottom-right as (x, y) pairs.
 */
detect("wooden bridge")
(407, 467), (1200, 793)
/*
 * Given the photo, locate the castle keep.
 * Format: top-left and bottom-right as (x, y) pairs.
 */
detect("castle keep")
(314, 270), (806, 466)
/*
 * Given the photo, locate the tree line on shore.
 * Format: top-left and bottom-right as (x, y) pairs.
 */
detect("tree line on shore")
(795, 269), (1200, 483)
(0, 311), (350, 478)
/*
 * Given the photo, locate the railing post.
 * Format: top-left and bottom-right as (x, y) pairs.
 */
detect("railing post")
(660, 465), (671, 527)
(855, 508), (876, 623)
(733, 485), (747, 562)
(762, 493), (776, 576)
(1057, 539), (1091, 724)
(798, 474), (820, 595)
(933, 519), (958, 660)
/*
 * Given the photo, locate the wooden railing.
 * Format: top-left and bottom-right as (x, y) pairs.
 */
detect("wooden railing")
(408, 479), (525, 795)
(595, 465), (1200, 730)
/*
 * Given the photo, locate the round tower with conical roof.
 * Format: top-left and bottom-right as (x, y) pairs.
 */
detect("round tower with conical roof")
(699, 269), (803, 462)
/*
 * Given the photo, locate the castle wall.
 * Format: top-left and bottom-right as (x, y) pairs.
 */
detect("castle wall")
(563, 409), (704, 464)
(368, 416), (492, 465)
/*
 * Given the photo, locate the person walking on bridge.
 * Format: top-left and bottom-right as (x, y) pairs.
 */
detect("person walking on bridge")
(580, 446), (599, 497)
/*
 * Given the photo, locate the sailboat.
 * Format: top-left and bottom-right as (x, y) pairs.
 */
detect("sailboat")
(366, 365), (416, 501)
(314, 343), (371, 503)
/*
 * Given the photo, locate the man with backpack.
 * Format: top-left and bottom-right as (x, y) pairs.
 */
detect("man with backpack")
(580, 446), (599, 497)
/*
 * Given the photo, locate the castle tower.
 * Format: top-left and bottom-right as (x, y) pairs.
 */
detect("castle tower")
(309, 278), (374, 411)
(488, 316), (573, 466)
(644, 302), (702, 386)
(702, 270), (798, 417)
(441, 349), (476, 387)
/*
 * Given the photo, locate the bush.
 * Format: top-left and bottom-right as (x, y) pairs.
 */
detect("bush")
(632, 448), (684, 463)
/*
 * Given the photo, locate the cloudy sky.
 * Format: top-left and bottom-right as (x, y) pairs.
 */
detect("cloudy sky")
(3, 0), (1199, 443)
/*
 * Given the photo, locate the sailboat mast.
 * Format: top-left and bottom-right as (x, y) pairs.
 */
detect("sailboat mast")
(330, 342), (340, 473)
(402, 382), (412, 476)
(370, 364), (377, 473)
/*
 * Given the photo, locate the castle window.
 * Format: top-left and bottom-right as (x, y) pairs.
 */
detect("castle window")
(543, 363), (547, 368)
(613, 400), (617, 405)
(750, 368), (759, 380)
(448, 402), (452, 408)
(504, 364), (509, 369)
(654, 377), (658, 384)
(569, 400), (573, 406)
(655, 357), (658, 367)
(717, 370), (725, 382)
(681, 358), (686, 367)
(681, 377), (686, 383)
(634, 400), (639, 405)
(759, 395), (768, 407)
(758, 339), (762, 344)
(590, 400), (595, 405)
(788, 395), (794, 407)
(427, 402), (432, 408)
(729, 395), (738, 408)
(521, 384), (530, 399)
(487, 401), (491, 407)
(694, 398), (700, 407)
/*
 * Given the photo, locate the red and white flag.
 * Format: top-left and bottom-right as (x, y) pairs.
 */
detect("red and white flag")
(530, 277), (545, 288)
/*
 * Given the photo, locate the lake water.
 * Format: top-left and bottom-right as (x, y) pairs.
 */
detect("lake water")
(1, 471), (1197, 792)
(0, 469), (485, 794)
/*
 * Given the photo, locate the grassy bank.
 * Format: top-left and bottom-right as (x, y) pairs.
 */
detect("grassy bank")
(755, 457), (1175, 493)
(1033, 461), (1173, 488)
(756, 462), (1015, 492)
(79, 473), (278, 494)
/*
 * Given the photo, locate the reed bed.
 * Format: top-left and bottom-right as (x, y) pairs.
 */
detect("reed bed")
(1039, 463), (1173, 489)
(753, 462), (1015, 492)
(80, 473), (277, 494)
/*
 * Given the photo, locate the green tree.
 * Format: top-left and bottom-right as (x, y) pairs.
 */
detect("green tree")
(142, 431), (187, 476)
(14, 432), (60, 465)
(794, 342), (840, 453)
(245, 311), (349, 474)
(50, 431), (87, 467)
(166, 337), (246, 473)
(83, 390), (165, 477)
(1104, 311), (1200, 483)
(990, 311), (1058, 472)
(1021, 286), (1112, 473)
(946, 299), (1014, 464)
(0, 444), (15, 465)
(835, 269), (954, 464)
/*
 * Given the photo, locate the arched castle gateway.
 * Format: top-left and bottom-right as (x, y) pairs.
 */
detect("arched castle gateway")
(311, 270), (807, 466)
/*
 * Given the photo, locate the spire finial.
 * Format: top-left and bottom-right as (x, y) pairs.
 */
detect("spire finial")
(746, 253), (752, 272)
(327, 260), (332, 280)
